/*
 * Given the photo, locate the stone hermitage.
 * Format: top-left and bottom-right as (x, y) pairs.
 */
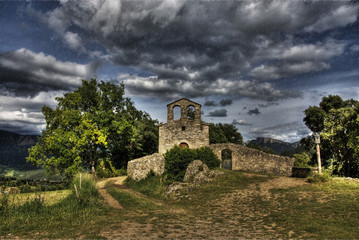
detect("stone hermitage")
(127, 98), (295, 180)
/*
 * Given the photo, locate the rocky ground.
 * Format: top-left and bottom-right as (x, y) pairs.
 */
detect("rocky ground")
(98, 172), (308, 239)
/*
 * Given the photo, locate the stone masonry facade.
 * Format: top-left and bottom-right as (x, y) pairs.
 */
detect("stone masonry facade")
(127, 153), (164, 181)
(158, 98), (209, 154)
(127, 98), (295, 180)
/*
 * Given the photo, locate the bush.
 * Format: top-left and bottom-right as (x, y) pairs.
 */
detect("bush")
(96, 158), (123, 178)
(308, 170), (332, 183)
(195, 147), (220, 169)
(164, 146), (220, 182)
(294, 153), (311, 167)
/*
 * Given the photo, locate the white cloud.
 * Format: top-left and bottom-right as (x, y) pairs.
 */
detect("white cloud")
(64, 31), (85, 52)
(304, 5), (359, 32)
(350, 44), (359, 52)
(121, 74), (300, 101)
(250, 40), (345, 80)
(0, 91), (64, 135)
(232, 119), (252, 126)
(0, 48), (99, 89)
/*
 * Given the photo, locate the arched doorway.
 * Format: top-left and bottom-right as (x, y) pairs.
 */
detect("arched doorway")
(221, 149), (232, 170)
(179, 142), (189, 149)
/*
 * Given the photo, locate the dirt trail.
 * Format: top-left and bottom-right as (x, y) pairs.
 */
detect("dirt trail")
(99, 175), (308, 239)
(96, 176), (127, 209)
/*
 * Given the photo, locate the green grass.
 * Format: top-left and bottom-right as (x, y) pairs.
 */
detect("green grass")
(107, 185), (160, 211)
(124, 173), (167, 199)
(267, 179), (359, 239)
(0, 173), (109, 238)
(6, 190), (71, 206)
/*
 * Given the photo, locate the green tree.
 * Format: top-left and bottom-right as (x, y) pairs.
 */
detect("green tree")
(322, 106), (359, 177)
(303, 95), (359, 177)
(209, 123), (243, 144)
(303, 106), (326, 133)
(27, 79), (158, 179)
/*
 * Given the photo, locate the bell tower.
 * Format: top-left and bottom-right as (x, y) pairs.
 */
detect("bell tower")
(158, 98), (209, 154)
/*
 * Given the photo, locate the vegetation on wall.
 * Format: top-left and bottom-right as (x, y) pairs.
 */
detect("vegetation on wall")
(164, 146), (220, 182)
(27, 79), (158, 179)
(209, 123), (243, 145)
(303, 95), (359, 177)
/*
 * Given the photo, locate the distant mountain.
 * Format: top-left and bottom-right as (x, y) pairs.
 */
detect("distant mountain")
(0, 130), (39, 169)
(248, 137), (300, 154)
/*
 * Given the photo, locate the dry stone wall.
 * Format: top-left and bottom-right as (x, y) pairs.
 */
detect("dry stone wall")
(127, 153), (164, 180)
(209, 143), (295, 176)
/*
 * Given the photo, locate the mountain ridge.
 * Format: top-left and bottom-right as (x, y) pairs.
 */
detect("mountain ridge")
(248, 137), (300, 154)
(0, 130), (39, 169)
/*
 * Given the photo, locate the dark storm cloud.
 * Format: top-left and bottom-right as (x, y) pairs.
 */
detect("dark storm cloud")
(247, 108), (261, 115)
(204, 100), (217, 107)
(219, 99), (232, 107)
(38, 0), (358, 100)
(0, 48), (99, 97)
(208, 109), (227, 117)
(258, 102), (279, 108)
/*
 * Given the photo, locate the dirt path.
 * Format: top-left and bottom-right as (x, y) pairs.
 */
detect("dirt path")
(99, 175), (308, 239)
(96, 176), (127, 209)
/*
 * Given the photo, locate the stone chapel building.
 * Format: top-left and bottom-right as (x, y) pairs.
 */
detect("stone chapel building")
(127, 98), (295, 181)
(158, 98), (210, 154)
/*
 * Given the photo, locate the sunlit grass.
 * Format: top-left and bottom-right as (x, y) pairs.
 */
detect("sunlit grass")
(7, 190), (71, 206)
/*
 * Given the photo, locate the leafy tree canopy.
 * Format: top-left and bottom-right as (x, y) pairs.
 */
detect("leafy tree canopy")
(303, 95), (359, 177)
(209, 123), (243, 145)
(27, 79), (158, 179)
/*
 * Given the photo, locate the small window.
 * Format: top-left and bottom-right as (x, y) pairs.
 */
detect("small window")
(182, 126), (186, 131)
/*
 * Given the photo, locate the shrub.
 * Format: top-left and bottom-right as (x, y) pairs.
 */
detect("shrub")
(195, 147), (220, 169)
(308, 169), (332, 183)
(294, 153), (311, 167)
(164, 146), (220, 182)
(96, 158), (122, 178)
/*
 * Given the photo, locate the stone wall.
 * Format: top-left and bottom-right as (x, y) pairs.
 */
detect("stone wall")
(127, 153), (165, 180)
(209, 143), (295, 176)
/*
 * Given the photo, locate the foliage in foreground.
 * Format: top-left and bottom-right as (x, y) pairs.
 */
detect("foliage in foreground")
(0, 173), (103, 237)
(164, 146), (220, 182)
(27, 79), (158, 179)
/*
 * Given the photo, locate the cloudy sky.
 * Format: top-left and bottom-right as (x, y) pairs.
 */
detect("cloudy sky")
(0, 0), (358, 142)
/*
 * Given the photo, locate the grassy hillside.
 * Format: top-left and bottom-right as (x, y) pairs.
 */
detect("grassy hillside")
(1, 171), (359, 239)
